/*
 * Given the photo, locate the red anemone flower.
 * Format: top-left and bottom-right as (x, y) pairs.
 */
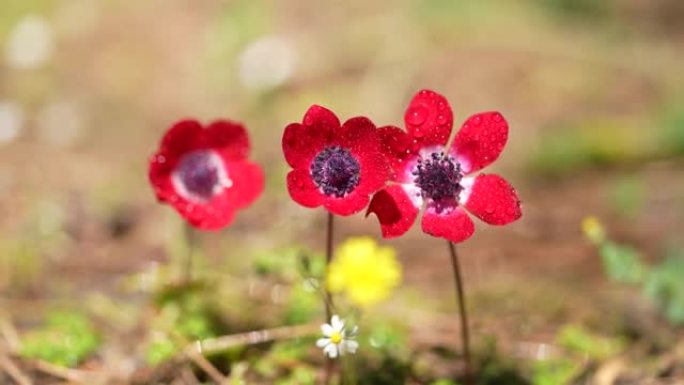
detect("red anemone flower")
(282, 105), (389, 216)
(367, 89), (521, 243)
(148, 119), (264, 230)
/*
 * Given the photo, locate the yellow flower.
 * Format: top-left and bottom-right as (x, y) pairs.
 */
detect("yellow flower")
(327, 237), (401, 308)
(582, 216), (606, 244)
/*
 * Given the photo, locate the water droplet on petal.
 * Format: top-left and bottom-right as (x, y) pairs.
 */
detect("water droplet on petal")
(406, 106), (428, 126)
(437, 114), (447, 124)
(304, 115), (314, 126)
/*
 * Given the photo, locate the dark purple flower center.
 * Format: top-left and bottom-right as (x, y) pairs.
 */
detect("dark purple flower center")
(174, 150), (230, 202)
(310, 146), (361, 198)
(413, 152), (463, 203)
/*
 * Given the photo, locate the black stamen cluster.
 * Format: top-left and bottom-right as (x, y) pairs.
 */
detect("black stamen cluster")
(310, 146), (361, 198)
(413, 152), (463, 202)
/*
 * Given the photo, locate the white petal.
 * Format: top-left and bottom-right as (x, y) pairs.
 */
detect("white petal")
(345, 340), (359, 354)
(316, 338), (330, 348)
(324, 343), (338, 358)
(458, 176), (475, 205)
(331, 315), (343, 331)
(321, 323), (333, 336)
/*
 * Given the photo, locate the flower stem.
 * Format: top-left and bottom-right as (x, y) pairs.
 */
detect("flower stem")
(447, 241), (473, 384)
(325, 212), (335, 320)
(324, 212), (335, 385)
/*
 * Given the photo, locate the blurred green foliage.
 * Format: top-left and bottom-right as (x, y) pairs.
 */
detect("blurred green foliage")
(530, 120), (645, 176)
(20, 310), (100, 367)
(556, 324), (625, 360)
(598, 242), (647, 284)
(254, 246), (325, 325)
(0, 238), (42, 291)
(660, 103), (684, 156)
(530, 358), (579, 385)
(283, 282), (320, 325)
(608, 177), (645, 218)
(476, 337), (529, 385)
(430, 380), (459, 385)
(536, 0), (611, 21)
(643, 249), (684, 325)
(146, 283), (222, 365)
(530, 324), (624, 385)
(584, 218), (684, 326)
(252, 340), (316, 383)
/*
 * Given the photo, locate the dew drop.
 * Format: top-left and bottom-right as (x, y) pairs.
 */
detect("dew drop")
(492, 113), (502, 122)
(406, 106), (428, 126)
(485, 205), (495, 214)
(437, 114), (447, 124)
(304, 115), (314, 126)
(156, 154), (166, 164)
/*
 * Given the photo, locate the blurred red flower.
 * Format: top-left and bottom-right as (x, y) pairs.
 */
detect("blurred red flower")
(282, 105), (389, 216)
(148, 119), (264, 230)
(367, 89), (522, 243)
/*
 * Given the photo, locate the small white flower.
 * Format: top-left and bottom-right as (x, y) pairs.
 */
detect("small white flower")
(316, 315), (358, 359)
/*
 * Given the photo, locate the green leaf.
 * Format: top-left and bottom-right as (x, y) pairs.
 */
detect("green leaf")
(599, 242), (647, 283)
(643, 251), (684, 326)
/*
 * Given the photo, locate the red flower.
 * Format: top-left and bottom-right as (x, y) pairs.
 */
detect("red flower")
(367, 90), (521, 243)
(282, 105), (389, 216)
(148, 119), (264, 230)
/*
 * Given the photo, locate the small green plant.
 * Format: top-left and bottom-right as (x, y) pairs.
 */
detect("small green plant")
(643, 249), (684, 325)
(20, 310), (100, 367)
(530, 324), (624, 385)
(582, 217), (684, 325)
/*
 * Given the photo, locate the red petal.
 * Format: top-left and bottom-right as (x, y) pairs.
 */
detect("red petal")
(463, 174), (521, 225)
(335, 116), (381, 153)
(204, 120), (250, 161)
(148, 151), (173, 201)
(404, 89), (453, 147)
(176, 197), (237, 231)
(160, 120), (204, 158)
(377, 125), (419, 182)
(421, 206), (475, 243)
(304, 104), (340, 131)
(282, 105), (338, 169)
(286, 168), (325, 208)
(367, 184), (421, 238)
(223, 160), (264, 210)
(356, 152), (390, 195)
(323, 190), (370, 216)
(450, 112), (508, 174)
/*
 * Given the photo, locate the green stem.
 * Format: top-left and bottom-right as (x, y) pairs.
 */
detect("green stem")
(324, 212), (336, 385)
(448, 241), (473, 384)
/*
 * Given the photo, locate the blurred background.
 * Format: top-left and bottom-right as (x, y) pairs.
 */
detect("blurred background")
(1, 0), (684, 384)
